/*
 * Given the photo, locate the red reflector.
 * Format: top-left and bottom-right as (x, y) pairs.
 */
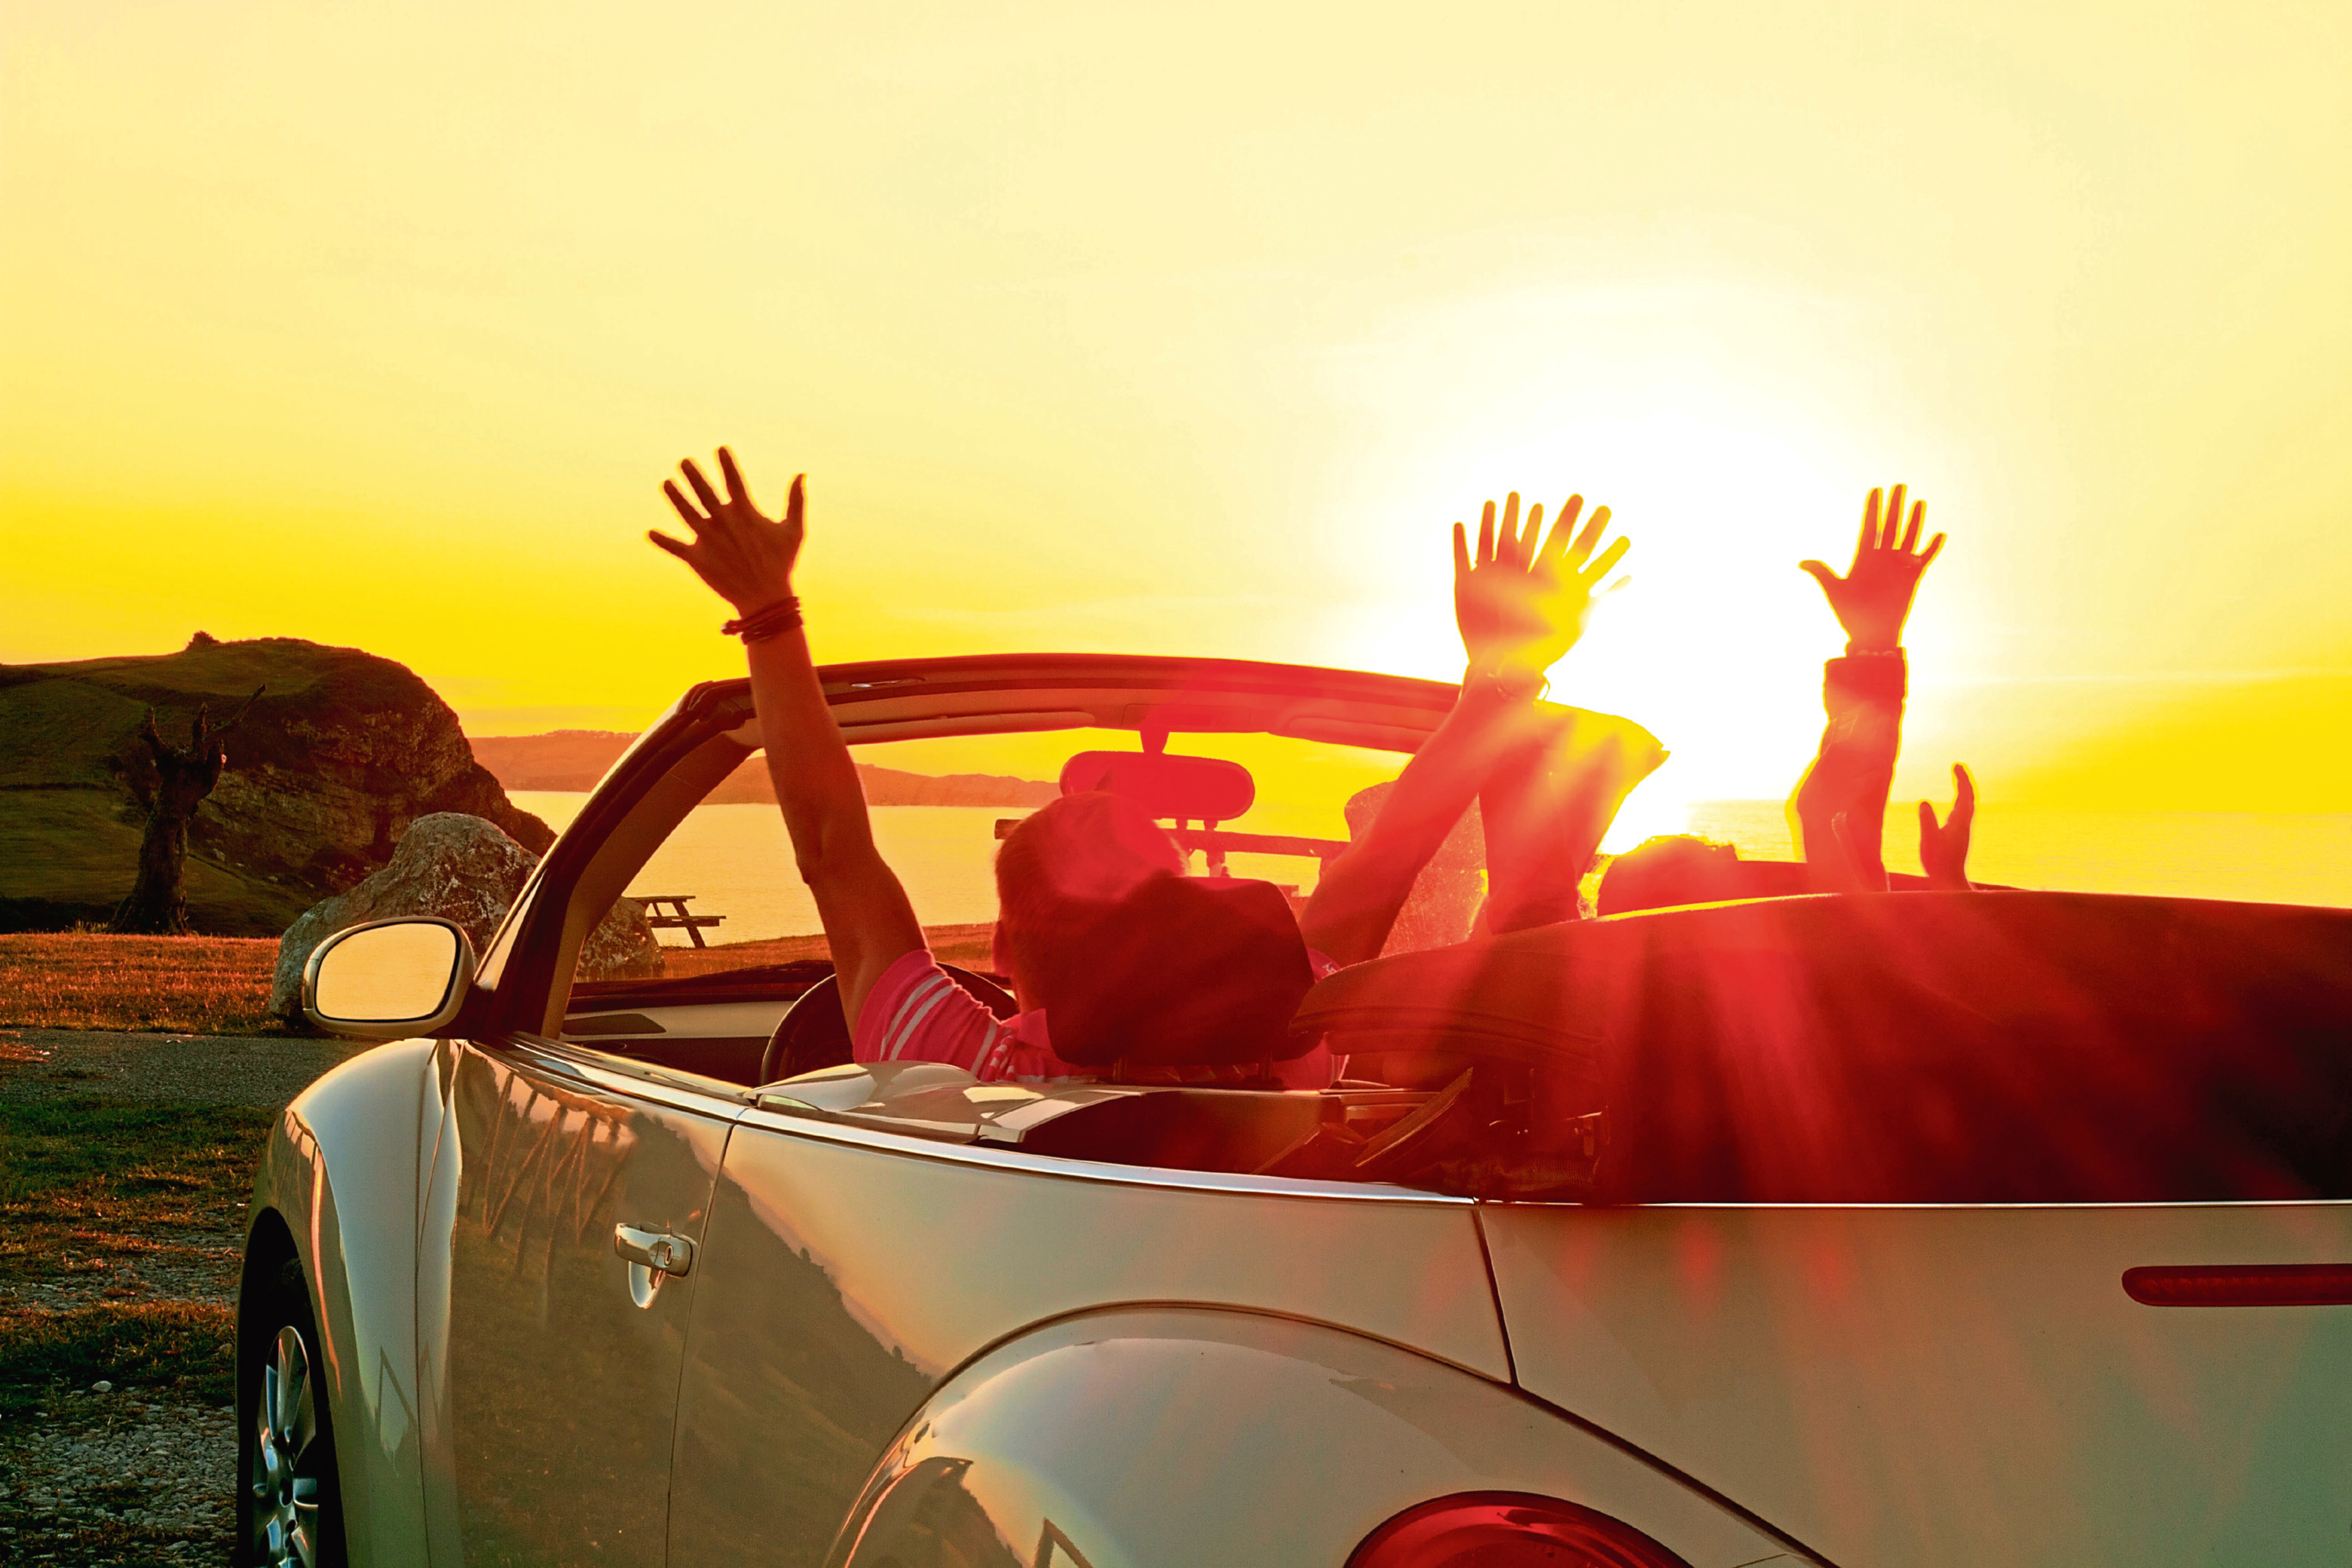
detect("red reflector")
(1347, 1491), (1693, 1568)
(2123, 1264), (2352, 1307)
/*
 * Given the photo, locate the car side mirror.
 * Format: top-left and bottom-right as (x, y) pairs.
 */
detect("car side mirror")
(304, 917), (477, 1040)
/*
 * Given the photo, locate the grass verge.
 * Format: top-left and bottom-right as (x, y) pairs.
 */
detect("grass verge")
(0, 932), (281, 1034)
(0, 1096), (275, 1273)
(0, 1301), (236, 1413)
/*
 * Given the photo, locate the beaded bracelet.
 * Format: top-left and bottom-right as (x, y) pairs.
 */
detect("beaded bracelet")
(721, 597), (804, 644)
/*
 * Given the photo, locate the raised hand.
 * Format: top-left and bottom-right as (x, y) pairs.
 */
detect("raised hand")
(1918, 763), (1976, 890)
(1798, 483), (1946, 652)
(1451, 491), (1631, 675)
(648, 447), (804, 615)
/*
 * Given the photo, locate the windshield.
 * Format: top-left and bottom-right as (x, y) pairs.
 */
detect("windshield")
(543, 725), (1463, 1000)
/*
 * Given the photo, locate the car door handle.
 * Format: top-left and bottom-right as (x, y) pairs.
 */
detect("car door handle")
(613, 1224), (695, 1277)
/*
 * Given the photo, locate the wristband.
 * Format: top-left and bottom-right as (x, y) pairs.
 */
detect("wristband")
(1463, 663), (1548, 702)
(722, 597), (803, 644)
(1825, 650), (1907, 702)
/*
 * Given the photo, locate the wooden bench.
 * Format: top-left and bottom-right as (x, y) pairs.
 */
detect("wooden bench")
(637, 895), (725, 949)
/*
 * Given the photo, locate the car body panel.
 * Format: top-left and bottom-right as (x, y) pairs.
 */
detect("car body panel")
(663, 1107), (1513, 1566)
(818, 1307), (1806, 1568)
(1486, 1200), (2352, 1566)
(419, 1036), (733, 1566)
(250, 1036), (437, 1568)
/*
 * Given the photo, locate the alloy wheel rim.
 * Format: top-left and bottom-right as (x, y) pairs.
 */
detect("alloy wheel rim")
(249, 1323), (321, 1568)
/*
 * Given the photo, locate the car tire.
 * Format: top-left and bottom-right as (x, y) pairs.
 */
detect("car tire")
(237, 1257), (347, 1568)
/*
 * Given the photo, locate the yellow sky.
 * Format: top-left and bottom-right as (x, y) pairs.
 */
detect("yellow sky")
(5, 1), (2348, 810)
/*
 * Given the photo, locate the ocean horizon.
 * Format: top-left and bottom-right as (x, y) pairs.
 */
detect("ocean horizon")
(511, 792), (2352, 949)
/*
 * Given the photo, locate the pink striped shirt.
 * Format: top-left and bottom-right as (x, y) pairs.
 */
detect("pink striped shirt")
(851, 947), (1345, 1087)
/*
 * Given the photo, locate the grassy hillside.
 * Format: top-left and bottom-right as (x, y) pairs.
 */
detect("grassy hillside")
(1, 637), (548, 935)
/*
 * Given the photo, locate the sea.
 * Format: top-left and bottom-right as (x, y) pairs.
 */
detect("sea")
(511, 792), (2352, 949)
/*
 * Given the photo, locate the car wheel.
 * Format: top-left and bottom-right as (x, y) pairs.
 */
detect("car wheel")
(238, 1258), (347, 1568)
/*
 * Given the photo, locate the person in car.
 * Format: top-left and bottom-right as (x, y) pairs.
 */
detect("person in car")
(1789, 481), (1947, 890)
(649, 450), (1635, 1083)
(1597, 482), (1978, 913)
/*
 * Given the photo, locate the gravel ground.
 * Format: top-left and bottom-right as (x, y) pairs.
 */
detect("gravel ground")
(1, 1241), (243, 1315)
(2, 1029), (367, 1565)
(0, 1390), (238, 1565)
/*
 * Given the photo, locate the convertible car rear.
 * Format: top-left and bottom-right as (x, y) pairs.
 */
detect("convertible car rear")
(240, 655), (2352, 1568)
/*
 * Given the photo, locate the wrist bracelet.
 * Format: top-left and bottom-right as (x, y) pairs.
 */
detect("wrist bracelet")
(722, 596), (803, 644)
(1465, 664), (1548, 702)
(1843, 643), (1903, 659)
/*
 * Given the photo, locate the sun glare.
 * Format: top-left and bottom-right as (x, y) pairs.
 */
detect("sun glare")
(1282, 260), (2009, 818)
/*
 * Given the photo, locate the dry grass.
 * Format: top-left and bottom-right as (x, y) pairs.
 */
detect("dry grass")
(0, 934), (281, 1035)
(0, 1301), (236, 1413)
(0, 923), (1004, 1034)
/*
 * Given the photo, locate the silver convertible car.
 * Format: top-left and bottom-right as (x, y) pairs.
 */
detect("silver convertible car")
(245, 655), (2352, 1568)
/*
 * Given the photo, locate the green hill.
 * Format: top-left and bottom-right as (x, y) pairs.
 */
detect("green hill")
(0, 635), (550, 935)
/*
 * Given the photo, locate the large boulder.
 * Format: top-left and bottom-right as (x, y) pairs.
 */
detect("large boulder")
(271, 812), (660, 1022)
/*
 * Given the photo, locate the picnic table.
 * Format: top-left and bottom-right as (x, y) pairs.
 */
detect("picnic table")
(637, 894), (724, 948)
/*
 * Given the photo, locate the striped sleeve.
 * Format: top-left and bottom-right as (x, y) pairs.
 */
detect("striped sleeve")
(851, 949), (1000, 1073)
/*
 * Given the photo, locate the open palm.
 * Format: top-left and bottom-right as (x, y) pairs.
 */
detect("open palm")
(648, 447), (805, 615)
(1452, 491), (1630, 674)
(1799, 483), (1946, 652)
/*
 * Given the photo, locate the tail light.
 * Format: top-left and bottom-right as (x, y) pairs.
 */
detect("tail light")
(2123, 1263), (2352, 1306)
(1346, 1492), (1694, 1568)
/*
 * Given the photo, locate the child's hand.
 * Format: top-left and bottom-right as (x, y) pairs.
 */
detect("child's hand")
(649, 447), (804, 615)
(1919, 763), (1977, 890)
(1452, 491), (1630, 677)
(1799, 483), (1945, 652)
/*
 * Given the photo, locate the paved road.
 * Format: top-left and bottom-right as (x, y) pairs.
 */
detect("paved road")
(0, 1027), (371, 1107)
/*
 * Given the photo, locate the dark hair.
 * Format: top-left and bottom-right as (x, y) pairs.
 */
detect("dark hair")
(1596, 834), (1746, 916)
(993, 791), (1312, 1066)
(993, 792), (1185, 982)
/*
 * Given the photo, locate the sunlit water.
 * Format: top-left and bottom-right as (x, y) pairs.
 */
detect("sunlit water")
(512, 792), (2352, 945)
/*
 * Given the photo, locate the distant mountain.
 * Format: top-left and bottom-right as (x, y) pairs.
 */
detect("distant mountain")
(472, 730), (1059, 808)
(1, 637), (552, 935)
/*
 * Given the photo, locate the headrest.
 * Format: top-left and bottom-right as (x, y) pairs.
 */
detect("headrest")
(1059, 750), (1255, 822)
(1033, 874), (1314, 1067)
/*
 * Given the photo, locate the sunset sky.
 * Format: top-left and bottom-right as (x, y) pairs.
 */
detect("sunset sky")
(5, 1), (2348, 812)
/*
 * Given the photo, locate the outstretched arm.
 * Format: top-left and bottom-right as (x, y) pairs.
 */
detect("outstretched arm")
(1301, 491), (1632, 964)
(1788, 483), (1946, 891)
(1301, 673), (1541, 967)
(649, 450), (924, 1032)
(1461, 492), (1652, 935)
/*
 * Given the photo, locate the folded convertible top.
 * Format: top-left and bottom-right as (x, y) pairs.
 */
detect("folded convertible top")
(1297, 891), (2352, 1200)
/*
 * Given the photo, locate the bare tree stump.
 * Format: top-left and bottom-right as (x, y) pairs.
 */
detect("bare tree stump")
(109, 687), (263, 935)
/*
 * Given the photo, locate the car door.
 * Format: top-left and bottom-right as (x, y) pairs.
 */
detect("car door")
(416, 1033), (734, 1567)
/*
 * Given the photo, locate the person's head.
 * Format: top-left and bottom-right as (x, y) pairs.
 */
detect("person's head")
(1595, 834), (1746, 917)
(991, 791), (1185, 1002)
(990, 790), (1312, 1066)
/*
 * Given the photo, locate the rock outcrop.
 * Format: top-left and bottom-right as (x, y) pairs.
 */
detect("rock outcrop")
(0, 637), (554, 935)
(271, 812), (660, 1022)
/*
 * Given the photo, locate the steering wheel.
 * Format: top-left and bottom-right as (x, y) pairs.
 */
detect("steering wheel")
(757, 963), (1020, 1085)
